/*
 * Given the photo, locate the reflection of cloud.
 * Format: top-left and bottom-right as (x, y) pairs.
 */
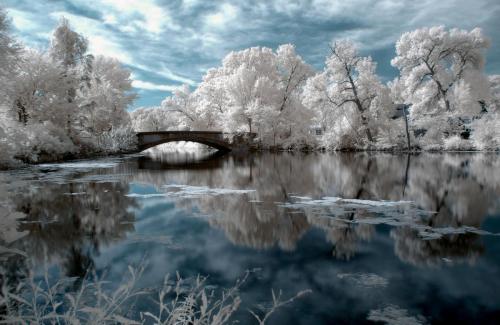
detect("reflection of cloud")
(127, 234), (181, 248)
(0, 174), (29, 245)
(0, 208), (27, 244)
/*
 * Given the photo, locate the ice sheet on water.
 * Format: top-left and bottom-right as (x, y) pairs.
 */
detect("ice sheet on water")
(8, 159), (128, 185)
(284, 196), (412, 208)
(38, 160), (119, 170)
(289, 195), (313, 201)
(337, 273), (388, 288)
(367, 304), (427, 325)
(417, 225), (498, 240)
(161, 184), (256, 198)
(280, 196), (498, 239)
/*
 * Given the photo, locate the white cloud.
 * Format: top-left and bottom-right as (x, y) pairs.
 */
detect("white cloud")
(157, 65), (197, 86)
(302, 0), (499, 51)
(205, 3), (238, 29)
(7, 9), (40, 31)
(103, 14), (117, 25)
(132, 79), (178, 92)
(88, 35), (133, 65)
(101, 0), (179, 33)
(182, 0), (202, 10)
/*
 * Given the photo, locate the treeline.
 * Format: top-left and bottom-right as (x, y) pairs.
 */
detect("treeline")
(1, 8), (500, 169)
(0, 9), (136, 167)
(132, 27), (500, 151)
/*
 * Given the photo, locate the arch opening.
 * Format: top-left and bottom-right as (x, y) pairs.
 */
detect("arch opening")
(136, 132), (232, 153)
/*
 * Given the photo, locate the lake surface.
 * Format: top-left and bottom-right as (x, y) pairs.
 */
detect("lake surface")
(1, 151), (500, 324)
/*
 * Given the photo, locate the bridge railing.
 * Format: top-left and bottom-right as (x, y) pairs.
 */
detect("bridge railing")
(137, 131), (256, 144)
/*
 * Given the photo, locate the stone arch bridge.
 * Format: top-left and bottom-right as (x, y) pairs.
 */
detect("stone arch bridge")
(136, 131), (256, 152)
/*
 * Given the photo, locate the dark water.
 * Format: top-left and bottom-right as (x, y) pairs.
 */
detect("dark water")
(1, 151), (500, 324)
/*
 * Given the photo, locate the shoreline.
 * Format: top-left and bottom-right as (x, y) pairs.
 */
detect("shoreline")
(2, 147), (499, 171)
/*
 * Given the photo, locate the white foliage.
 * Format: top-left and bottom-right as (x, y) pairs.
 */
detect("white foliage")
(392, 26), (490, 146)
(96, 126), (138, 153)
(78, 55), (135, 135)
(443, 135), (475, 151)
(303, 40), (392, 149)
(0, 12), (137, 166)
(471, 112), (500, 151)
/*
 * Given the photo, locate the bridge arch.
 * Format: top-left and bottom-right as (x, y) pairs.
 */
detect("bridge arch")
(136, 131), (233, 152)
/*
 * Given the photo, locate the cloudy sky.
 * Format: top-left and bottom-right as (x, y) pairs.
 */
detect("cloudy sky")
(3, 0), (500, 109)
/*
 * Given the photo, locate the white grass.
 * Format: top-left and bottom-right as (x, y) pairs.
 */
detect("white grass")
(0, 261), (309, 324)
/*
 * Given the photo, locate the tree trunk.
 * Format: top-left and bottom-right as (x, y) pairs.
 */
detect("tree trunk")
(348, 72), (374, 143)
(360, 114), (374, 143)
(16, 100), (28, 125)
(403, 105), (411, 151)
(402, 154), (410, 197)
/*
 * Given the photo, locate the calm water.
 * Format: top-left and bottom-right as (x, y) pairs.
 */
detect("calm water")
(1, 151), (500, 324)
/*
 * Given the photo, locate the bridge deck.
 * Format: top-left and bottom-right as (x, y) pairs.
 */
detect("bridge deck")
(137, 131), (225, 135)
(136, 131), (255, 152)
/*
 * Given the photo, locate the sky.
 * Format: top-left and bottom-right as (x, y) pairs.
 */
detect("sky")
(3, 0), (500, 109)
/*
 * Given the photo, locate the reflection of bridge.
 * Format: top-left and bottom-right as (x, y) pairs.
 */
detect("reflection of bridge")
(136, 131), (256, 152)
(137, 150), (227, 170)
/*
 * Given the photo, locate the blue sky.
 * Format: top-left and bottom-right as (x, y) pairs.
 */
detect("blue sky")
(3, 0), (500, 109)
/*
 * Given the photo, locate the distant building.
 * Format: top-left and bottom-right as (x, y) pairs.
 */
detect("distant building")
(391, 103), (410, 119)
(309, 125), (324, 136)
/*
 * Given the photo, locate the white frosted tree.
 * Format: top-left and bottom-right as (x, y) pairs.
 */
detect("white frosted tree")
(49, 17), (89, 68)
(130, 107), (168, 132)
(0, 11), (138, 162)
(274, 44), (315, 147)
(195, 68), (229, 127)
(161, 84), (201, 130)
(470, 75), (500, 150)
(8, 50), (77, 128)
(78, 56), (135, 135)
(391, 26), (490, 146)
(223, 47), (278, 133)
(488, 75), (500, 110)
(195, 45), (314, 148)
(0, 8), (21, 112)
(276, 44), (313, 110)
(303, 40), (389, 148)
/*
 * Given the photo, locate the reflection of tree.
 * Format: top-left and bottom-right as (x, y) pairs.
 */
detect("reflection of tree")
(10, 181), (137, 276)
(389, 154), (496, 266)
(391, 227), (483, 266)
(309, 213), (375, 260)
(126, 152), (499, 266)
